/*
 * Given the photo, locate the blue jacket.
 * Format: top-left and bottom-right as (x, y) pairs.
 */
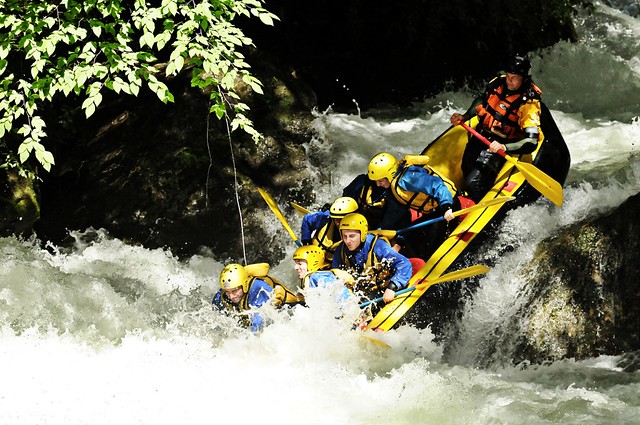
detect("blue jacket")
(304, 270), (351, 301)
(331, 234), (412, 290)
(212, 278), (274, 332)
(301, 209), (331, 243)
(381, 165), (454, 230)
(398, 166), (454, 206)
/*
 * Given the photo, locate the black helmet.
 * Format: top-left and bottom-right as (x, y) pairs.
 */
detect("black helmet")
(505, 55), (531, 77)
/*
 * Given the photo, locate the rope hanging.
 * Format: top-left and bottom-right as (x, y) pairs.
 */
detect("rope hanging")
(206, 102), (247, 265)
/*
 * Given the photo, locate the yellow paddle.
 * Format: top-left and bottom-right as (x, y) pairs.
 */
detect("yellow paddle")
(370, 196), (515, 240)
(359, 264), (490, 308)
(290, 202), (311, 216)
(257, 187), (302, 247)
(460, 122), (563, 206)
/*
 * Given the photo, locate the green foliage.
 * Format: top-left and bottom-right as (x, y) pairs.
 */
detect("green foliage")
(0, 0), (277, 177)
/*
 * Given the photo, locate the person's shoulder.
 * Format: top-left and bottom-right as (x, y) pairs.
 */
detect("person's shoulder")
(403, 165), (432, 180)
(311, 270), (335, 281)
(251, 277), (273, 290)
(404, 164), (428, 175)
(212, 289), (222, 303)
(365, 232), (378, 241)
(526, 81), (542, 98)
(331, 242), (344, 258)
(353, 173), (368, 183)
(371, 234), (392, 249)
(305, 208), (330, 219)
(343, 174), (368, 193)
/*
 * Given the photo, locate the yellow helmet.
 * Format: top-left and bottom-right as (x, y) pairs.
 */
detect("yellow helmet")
(339, 213), (368, 243)
(329, 196), (359, 219)
(219, 263), (250, 292)
(292, 245), (327, 272)
(368, 152), (398, 181)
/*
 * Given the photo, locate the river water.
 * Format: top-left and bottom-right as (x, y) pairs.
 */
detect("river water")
(2, 3), (640, 424)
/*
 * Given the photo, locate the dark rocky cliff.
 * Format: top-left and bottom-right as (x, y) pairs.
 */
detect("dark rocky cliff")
(241, 0), (584, 110)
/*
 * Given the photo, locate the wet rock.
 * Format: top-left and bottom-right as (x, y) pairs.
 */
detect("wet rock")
(0, 170), (40, 237)
(510, 192), (640, 363)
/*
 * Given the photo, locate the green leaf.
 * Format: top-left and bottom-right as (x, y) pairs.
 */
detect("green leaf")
(17, 124), (31, 136)
(85, 103), (96, 118)
(32, 116), (46, 129)
(259, 13), (274, 26)
(81, 96), (93, 110)
(130, 82), (140, 96)
(142, 31), (155, 48)
(221, 70), (236, 89)
(168, 1), (178, 16)
(165, 61), (175, 76)
(174, 55), (184, 73)
(36, 149), (55, 171)
(19, 149), (30, 164)
(210, 102), (226, 120)
(243, 75), (264, 95)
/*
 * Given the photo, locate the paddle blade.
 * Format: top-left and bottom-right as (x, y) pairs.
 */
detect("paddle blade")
(257, 187), (279, 212)
(415, 264), (490, 291)
(257, 187), (302, 246)
(454, 196), (515, 217)
(378, 264), (491, 306)
(290, 202), (311, 215)
(360, 333), (391, 349)
(514, 161), (564, 206)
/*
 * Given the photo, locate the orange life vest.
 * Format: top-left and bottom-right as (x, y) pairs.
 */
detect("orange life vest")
(476, 76), (542, 141)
